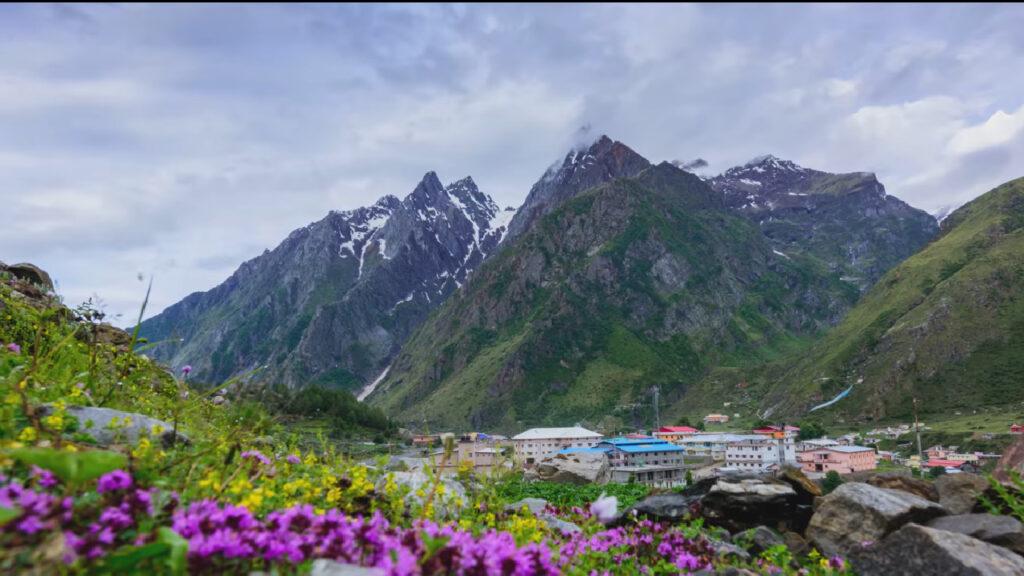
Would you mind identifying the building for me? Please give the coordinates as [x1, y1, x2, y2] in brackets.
[798, 446, 877, 475]
[752, 425, 801, 439]
[797, 437, 840, 452]
[725, 435, 797, 472]
[583, 437, 688, 486]
[430, 433, 511, 474]
[512, 426, 603, 466]
[676, 434, 761, 461]
[704, 414, 730, 425]
[653, 426, 700, 442]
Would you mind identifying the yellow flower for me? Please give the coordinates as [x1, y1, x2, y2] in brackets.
[18, 427, 37, 442]
[43, 414, 63, 429]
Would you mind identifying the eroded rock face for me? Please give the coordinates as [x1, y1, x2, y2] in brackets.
[850, 523, 1024, 576]
[535, 452, 610, 485]
[865, 472, 939, 501]
[806, 482, 946, 556]
[934, 473, 989, 514]
[699, 478, 810, 534]
[6, 263, 54, 292]
[927, 513, 1024, 555]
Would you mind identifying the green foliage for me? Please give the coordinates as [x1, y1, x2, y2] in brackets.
[822, 471, 843, 494]
[9, 447, 126, 484]
[495, 478, 650, 510]
[980, 471, 1024, 522]
[797, 421, 827, 441]
[274, 384, 394, 436]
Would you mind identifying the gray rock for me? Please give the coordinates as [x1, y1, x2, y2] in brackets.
[49, 405, 188, 447]
[851, 523, 1024, 576]
[374, 471, 466, 517]
[807, 482, 947, 556]
[310, 559, 385, 576]
[6, 263, 54, 291]
[934, 473, 989, 514]
[708, 540, 751, 561]
[535, 451, 610, 484]
[734, 526, 784, 556]
[699, 478, 810, 534]
[865, 472, 939, 501]
[628, 492, 700, 522]
[541, 516, 582, 535]
[927, 513, 1024, 555]
[505, 498, 549, 516]
[782, 531, 810, 557]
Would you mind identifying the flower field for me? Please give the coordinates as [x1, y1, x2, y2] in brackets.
[0, 280, 852, 574]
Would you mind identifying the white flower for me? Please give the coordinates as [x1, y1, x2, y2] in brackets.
[590, 493, 618, 524]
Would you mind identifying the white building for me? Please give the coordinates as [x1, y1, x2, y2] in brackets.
[512, 426, 603, 466]
[797, 437, 840, 452]
[725, 436, 797, 472]
[676, 434, 764, 461]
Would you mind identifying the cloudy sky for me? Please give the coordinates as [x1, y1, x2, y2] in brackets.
[3, 4, 1024, 324]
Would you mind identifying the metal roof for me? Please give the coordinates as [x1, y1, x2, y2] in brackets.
[614, 444, 686, 454]
[512, 426, 603, 440]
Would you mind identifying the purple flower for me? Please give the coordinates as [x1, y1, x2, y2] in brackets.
[96, 470, 133, 493]
[830, 555, 846, 569]
[285, 454, 301, 465]
[240, 450, 271, 466]
[589, 494, 618, 524]
[181, 365, 192, 377]
[30, 466, 57, 489]
[5, 342, 20, 354]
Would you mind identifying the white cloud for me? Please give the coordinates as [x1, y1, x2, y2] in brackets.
[948, 104, 1024, 155]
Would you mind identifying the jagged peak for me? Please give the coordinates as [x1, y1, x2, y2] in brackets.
[446, 176, 478, 193]
[742, 154, 803, 171]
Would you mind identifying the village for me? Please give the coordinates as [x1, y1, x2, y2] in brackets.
[402, 413, 1022, 486]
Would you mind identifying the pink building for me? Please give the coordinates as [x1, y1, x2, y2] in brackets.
[798, 446, 876, 474]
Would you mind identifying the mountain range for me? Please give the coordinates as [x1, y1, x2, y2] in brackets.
[140, 135, 964, 431]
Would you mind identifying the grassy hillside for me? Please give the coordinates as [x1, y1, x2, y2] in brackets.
[753, 176, 1024, 422]
[370, 163, 857, 432]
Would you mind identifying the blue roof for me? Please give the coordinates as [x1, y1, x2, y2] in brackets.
[601, 437, 672, 446]
[614, 444, 686, 454]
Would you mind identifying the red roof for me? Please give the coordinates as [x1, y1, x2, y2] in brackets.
[1011, 424, 1024, 432]
[925, 459, 965, 468]
[657, 426, 699, 433]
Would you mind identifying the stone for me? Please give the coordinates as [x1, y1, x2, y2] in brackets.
[541, 516, 582, 535]
[806, 482, 947, 556]
[310, 559, 385, 576]
[782, 531, 810, 557]
[934, 473, 989, 514]
[92, 323, 134, 348]
[994, 434, 1024, 481]
[708, 540, 751, 562]
[47, 405, 189, 448]
[505, 498, 549, 516]
[699, 478, 811, 534]
[733, 526, 785, 556]
[6, 263, 53, 292]
[534, 451, 610, 484]
[851, 523, 1024, 576]
[374, 471, 466, 517]
[865, 472, 939, 501]
[627, 492, 700, 523]
[777, 466, 821, 505]
[927, 513, 1024, 555]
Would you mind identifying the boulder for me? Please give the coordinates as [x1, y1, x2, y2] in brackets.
[541, 516, 582, 535]
[627, 492, 700, 523]
[374, 471, 466, 517]
[310, 560, 385, 576]
[535, 451, 610, 484]
[865, 472, 939, 501]
[851, 523, 1024, 576]
[699, 478, 811, 534]
[934, 473, 989, 514]
[806, 482, 947, 556]
[505, 498, 549, 516]
[6, 263, 53, 292]
[994, 434, 1024, 481]
[733, 526, 784, 556]
[47, 405, 189, 447]
[92, 323, 134, 348]
[707, 540, 750, 562]
[777, 466, 821, 505]
[927, 513, 1024, 555]
[782, 531, 810, 557]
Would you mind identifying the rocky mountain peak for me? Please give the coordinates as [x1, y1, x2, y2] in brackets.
[504, 135, 651, 241]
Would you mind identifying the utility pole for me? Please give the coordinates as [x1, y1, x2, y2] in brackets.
[651, 385, 660, 431]
[913, 397, 923, 469]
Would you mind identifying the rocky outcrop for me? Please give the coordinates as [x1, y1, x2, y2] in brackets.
[733, 526, 785, 556]
[850, 523, 1024, 576]
[865, 472, 939, 502]
[4, 263, 54, 292]
[534, 452, 610, 485]
[806, 482, 947, 556]
[374, 472, 466, 518]
[934, 473, 989, 514]
[699, 478, 811, 534]
[627, 493, 700, 523]
[41, 405, 189, 447]
[927, 513, 1024, 555]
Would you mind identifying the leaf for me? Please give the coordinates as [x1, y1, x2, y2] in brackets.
[0, 505, 22, 526]
[9, 447, 127, 483]
[157, 527, 189, 574]
[99, 542, 169, 573]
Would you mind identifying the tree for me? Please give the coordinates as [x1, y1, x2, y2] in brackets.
[797, 421, 827, 441]
[753, 418, 773, 429]
[822, 470, 843, 494]
[928, 466, 947, 478]
[685, 470, 694, 486]
[675, 417, 693, 427]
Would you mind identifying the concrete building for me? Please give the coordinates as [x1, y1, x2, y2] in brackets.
[512, 426, 603, 466]
[677, 434, 764, 461]
[797, 437, 840, 452]
[703, 414, 730, 425]
[798, 446, 877, 475]
[585, 437, 688, 486]
[725, 436, 797, 472]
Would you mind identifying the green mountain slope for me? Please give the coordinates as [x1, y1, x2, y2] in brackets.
[755, 176, 1024, 421]
[368, 163, 858, 431]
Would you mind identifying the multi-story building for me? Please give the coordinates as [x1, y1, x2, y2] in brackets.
[512, 426, 603, 466]
[566, 437, 687, 486]
[677, 434, 764, 461]
[725, 436, 797, 472]
[703, 414, 730, 425]
[797, 437, 840, 452]
[798, 446, 876, 475]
